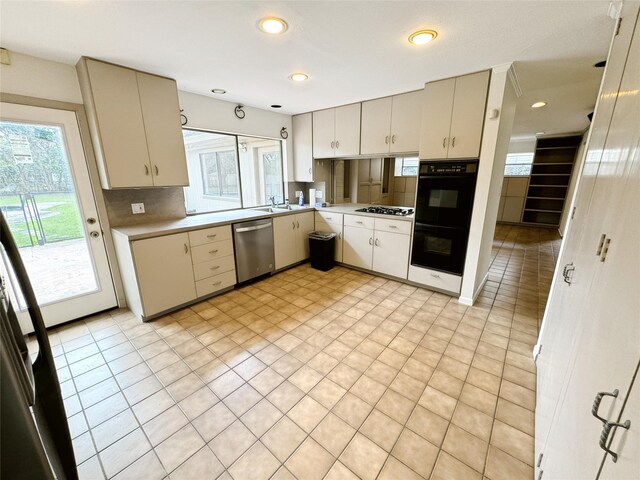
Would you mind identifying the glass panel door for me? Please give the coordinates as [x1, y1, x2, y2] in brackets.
[0, 103, 116, 331]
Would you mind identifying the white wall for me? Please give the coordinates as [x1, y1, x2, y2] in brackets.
[459, 64, 518, 305]
[508, 137, 536, 154]
[0, 51, 83, 104]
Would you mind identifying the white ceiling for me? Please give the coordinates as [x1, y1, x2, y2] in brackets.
[0, 1, 615, 138]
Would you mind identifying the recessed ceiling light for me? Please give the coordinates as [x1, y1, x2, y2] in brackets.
[259, 17, 288, 34]
[289, 72, 308, 82]
[211, 88, 226, 94]
[531, 101, 547, 108]
[536, 131, 545, 135]
[408, 29, 438, 45]
[271, 105, 282, 109]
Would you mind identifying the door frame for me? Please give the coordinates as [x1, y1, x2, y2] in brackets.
[1, 93, 126, 311]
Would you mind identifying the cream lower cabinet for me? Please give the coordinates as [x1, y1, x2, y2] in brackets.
[130, 233, 196, 318]
[188, 225, 236, 298]
[273, 212, 315, 270]
[315, 211, 343, 262]
[343, 215, 410, 278]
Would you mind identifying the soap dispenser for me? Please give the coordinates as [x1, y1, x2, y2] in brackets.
[299, 192, 304, 206]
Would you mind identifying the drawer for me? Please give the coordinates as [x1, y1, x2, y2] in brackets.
[315, 211, 343, 226]
[193, 255, 235, 281]
[191, 240, 234, 264]
[344, 214, 374, 229]
[196, 270, 236, 298]
[408, 265, 461, 294]
[188, 225, 232, 247]
[374, 218, 412, 235]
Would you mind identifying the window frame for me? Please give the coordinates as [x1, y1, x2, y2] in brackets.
[504, 152, 535, 176]
[394, 156, 419, 177]
[198, 149, 240, 199]
[182, 127, 285, 215]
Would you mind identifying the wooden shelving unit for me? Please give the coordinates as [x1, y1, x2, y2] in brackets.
[522, 135, 581, 226]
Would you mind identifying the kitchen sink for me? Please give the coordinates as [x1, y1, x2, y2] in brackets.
[253, 207, 275, 213]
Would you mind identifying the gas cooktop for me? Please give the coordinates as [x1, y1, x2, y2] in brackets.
[355, 206, 414, 216]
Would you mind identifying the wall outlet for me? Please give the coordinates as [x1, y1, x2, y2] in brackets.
[131, 203, 145, 214]
[295, 191, 302, 198]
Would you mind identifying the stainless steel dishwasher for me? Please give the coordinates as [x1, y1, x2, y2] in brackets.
[233, 218, 275, 283]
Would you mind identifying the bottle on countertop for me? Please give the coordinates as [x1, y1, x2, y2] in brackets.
[299, 192, 304, 206]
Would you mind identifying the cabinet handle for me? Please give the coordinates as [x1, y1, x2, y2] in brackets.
[325, 217, 332, 221]
[206, 234, 217, 238]
[209, 249, 219, 254]
[210, 265, 220, 271]
[596, 234, 606, 256]
[391, 134, 396, 144]
[296, 221, 300, 229]
[389, 225, 398, 229]
[292, 222, 296, 230]
[374, 238, 380, 246]
[184, 244, 189, 254]
[451, 137, 456, 148]
[356, 221, 364, 224]
[309, 168, 312, 174]
[154, 165, 159, 175]
[562, 263, 575, 285]
[430, 273, 441, 278]
[600, 238, 611, 262]
[368, 237, 373, 245]
[331, 141, 335, 149]
[592, 389, 619, 423]
[144, 164, 150, 175]
[599, 419, 631, 462]
[385, 136, 389, 144]
[442, 137, 447, 148]
[336, 140, 339, 149]
[211, 281, 222, 286]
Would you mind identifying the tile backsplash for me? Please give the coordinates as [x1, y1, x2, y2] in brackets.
[102, 187, 186, 227]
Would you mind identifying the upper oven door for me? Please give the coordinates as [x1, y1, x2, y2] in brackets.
[415, 173, 477, 228]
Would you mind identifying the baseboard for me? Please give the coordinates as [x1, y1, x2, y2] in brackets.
[458, 272, 489, 306]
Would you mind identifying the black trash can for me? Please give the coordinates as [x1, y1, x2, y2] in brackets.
[308, 231, 336, 271]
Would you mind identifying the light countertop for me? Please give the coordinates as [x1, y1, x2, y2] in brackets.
[112, 204, 414, 241]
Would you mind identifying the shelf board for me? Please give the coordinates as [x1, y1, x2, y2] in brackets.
[531, 162, 575, 166]
[530, 173, 571, 176]
[524, 208, 562, 213]
[521, 221, 561, 227]
[529, 184, 568, 188]
[535, 146, 579, 151]
[527, 196, 565, 200]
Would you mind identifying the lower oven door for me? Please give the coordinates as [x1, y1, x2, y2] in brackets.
[410, 223, 470, 275]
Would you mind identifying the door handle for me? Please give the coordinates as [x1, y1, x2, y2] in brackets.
[374, 238, 380, 246]
[144, 164, 150, 175]
[562, 263, 575, 285]
[368, 237, 373, 245]
[184, 244, 189, 254]
[592, 389, 619, 423]
[331, 141, 335, 149]
[391, 134, 396, 144]
[451, 136, 456, 147]
[385, 135, 389, 144]
[154, 165, 159, 175]
[596, 234, 606, 256]
[442, 137, 447, 148]
[236, 224, 271, 233]
[599, 419, 631, 462]
[292, 222, 295, 229]
[335, 141, 339, 149]
[296, 221, 300, 229]
[309, 168, 312, 174]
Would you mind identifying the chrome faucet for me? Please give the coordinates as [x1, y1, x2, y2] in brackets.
[269, 195, 276, 208]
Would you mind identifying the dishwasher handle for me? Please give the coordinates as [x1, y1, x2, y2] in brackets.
[236, 223, 272, 233]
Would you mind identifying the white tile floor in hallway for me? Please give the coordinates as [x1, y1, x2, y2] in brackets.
[33, 224, 561, 480]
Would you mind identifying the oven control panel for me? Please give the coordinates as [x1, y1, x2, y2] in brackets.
[420, 161, 477, 175]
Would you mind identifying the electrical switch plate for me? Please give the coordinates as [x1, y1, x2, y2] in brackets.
[131, 203, 145, 214]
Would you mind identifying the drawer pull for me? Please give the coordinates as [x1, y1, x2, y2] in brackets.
[389, 225, 398, 229]
[356, 221, 364, 224]
[207, 234, 217, 238]
[210, 266, 220, 271]
[211, 281, 222, 286]
[325, 217, 332, 221]
[209, 249, 219, 254]
[430, 273, 441, 279]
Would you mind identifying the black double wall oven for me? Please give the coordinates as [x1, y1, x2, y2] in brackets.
[411, 160, 478, 276]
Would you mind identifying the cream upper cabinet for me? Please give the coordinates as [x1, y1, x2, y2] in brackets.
[131, 233, 196, 318]
[360, 91, 422, 156]
[419, 70, 489, 160]
[390, 90, 423, 154]
[292, 113, 314, 182]
[312, 104, 361, 158]
[77, 58, 188, 189]
[136, 72, 189, 187]
[360, 97, 393, 155]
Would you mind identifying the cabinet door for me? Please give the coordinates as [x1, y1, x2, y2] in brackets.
[343, 225, 373, 269]
[419, 78, 455, 160]
[312, 108, 335, 159]
[501, 197, 524, 222]
[373, 230, 409, 279]
[293, 113, 314, 182]
[360, 97, 392, 155]
[295, 212, 315, 262]
[448, 70, 490, 159]
[136, 72, 189, 187]
[132, 233, 196, 317]
[334, 103, 361, 157]
[85, 59, 152, 188]
[273, 215, 297, 269]
[390, 90, 423, 154]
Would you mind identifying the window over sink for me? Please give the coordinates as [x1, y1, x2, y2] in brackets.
[182, 129, 284, 214]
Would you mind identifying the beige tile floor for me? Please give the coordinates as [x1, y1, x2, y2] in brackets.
[34, 224, 561, 480]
